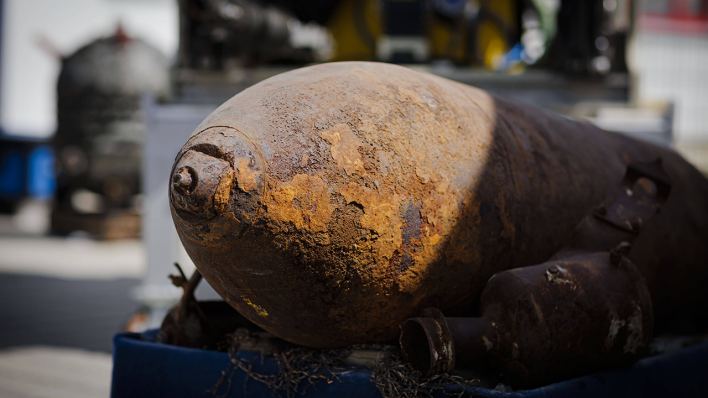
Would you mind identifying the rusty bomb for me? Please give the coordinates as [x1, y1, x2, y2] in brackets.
[169, 62, 708, 349]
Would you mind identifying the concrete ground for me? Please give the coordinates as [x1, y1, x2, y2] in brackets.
[0, 346, 113, 398]
[0, 205, 146, 397]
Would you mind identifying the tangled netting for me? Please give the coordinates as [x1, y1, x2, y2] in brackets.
[208, 329, 494, 398]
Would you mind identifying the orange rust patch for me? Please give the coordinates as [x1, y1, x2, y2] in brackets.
[396, 230, 447, 295]
[321, 124, 367, 176]
[234, 157, 260, 192]
[267, 174, 331, 232]
[213, 171, 235, 215]
[420, 177, 459, 233]
[397, 177, 459, 294]
[339, 183, 402, 259]
[415, 167, 432, 184]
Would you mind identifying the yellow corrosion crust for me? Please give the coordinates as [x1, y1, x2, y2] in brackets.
[213, 170, 235, 215]
[242, 296, 269, 316]
[321, 124, 367, 176]
[339, 183, 402, 260]
[235, 156, 260, 192]
[267, 174, 332, 232]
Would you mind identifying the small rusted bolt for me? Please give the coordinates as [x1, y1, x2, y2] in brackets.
[546, 265, 560, 281]
[173, 169, 193, 193]
[617, 241, 632, 253]
[596, 205, 607, 216]
[610, 241, 632, 265]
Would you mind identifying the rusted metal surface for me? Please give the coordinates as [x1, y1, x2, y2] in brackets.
[169, 62, 708, 349]
[400, 160, 669, 386]
[402, 253, 653, 388]
[551, 159, 672, 260]
[399, 308, 455, 375]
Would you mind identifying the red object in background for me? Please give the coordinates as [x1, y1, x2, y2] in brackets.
[667, 0, 708, 17]
[639, 0, 708, 35]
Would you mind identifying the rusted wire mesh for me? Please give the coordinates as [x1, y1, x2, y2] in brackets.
[370, 354, 482, 398]
[209, 329, 485, 398]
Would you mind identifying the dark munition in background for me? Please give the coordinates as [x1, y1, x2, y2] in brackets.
[169, 62, 708, 349]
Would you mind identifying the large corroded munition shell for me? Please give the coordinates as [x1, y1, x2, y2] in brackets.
[170, 62, 708, 348]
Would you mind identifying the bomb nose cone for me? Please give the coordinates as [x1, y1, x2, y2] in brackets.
[170, 150, 234, 219]
[170, 127, 266, 238]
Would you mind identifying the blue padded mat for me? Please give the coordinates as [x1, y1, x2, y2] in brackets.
[112, 331, 708, 398]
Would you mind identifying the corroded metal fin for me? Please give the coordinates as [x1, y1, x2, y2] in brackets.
[595, 159, 672, 233]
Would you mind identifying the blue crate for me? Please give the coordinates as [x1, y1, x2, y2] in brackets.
[112, 330, 708, 398]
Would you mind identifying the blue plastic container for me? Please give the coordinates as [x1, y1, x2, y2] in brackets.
[0, 134, 55, 205]
[112, 330, 708, 398]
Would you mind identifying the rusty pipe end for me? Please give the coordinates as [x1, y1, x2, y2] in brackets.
[399, 308, 455, 377]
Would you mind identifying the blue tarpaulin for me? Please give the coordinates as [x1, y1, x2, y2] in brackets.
[111, 330, 708, 397]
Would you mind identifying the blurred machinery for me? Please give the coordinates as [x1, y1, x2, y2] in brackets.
[174, 0, 632, 73]
[51, 27, 170, 239]
[170, 0, 636, 114]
